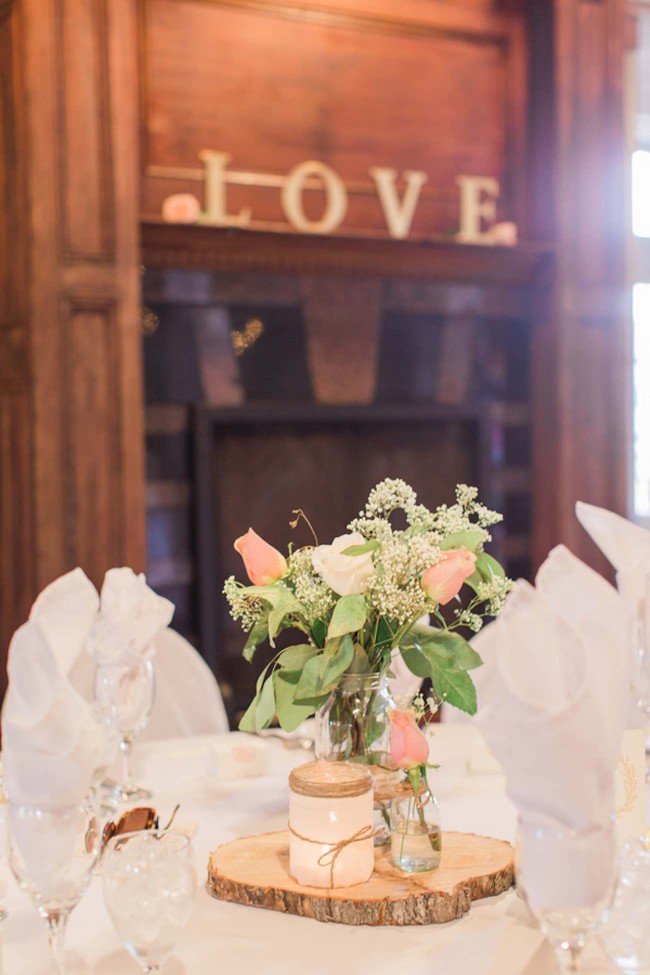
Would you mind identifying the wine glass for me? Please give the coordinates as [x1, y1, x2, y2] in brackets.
[7, 797, 101, 974]
[95, 659, 155, 803]
[102, 830, 196, 974]
[600, 837, 650, 973]
[516, 823, 616, 973]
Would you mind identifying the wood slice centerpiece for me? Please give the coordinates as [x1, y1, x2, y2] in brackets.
[207, 830, 514, 926]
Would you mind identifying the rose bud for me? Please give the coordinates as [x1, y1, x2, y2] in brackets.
[389, 709, 430, 769]
[421, 547, 477, 606]
[234, 528, 288, 586]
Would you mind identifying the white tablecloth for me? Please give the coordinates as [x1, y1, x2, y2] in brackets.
[1, 725, 629, 975]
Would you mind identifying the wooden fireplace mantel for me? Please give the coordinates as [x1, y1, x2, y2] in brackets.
[141, 221, 553, 285]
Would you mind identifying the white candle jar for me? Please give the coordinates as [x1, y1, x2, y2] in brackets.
[288, 761, 374, 889]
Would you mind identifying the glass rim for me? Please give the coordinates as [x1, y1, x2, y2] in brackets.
[105, 828, 191, 850]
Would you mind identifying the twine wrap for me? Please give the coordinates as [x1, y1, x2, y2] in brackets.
[288, 821, 379, 888]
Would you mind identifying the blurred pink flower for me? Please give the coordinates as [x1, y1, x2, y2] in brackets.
[161, 193, 201, 224]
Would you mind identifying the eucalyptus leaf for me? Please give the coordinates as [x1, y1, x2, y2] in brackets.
[327, 594, 367, 639]
[341, 539, 379, 557]
[278, 644, 319, 671]
[439, 530, 485, 552]
[243, 621, 269, 662]
[294, 654, 325, 700]
[321, 633, 354, 686]
[273, 669, 327, 732]
[254, 674, 277, 731]
[348, 641, 372, 675]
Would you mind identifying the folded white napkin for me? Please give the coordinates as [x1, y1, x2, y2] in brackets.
[88, 567, 174, 668]
[29, 568, 99, 674]
[576, 501, 649, 726]
[475, 546, 629, 909]
[2, 571, 104, 808]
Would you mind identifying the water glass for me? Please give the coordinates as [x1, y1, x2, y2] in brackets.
[631, 641, 650, 781]
[7, 797, 101, 974]
[103, 830, 196, 974]
[516, 823, 615, 973]
[95, 659, 155, 803]
[600, 837, 650, 973]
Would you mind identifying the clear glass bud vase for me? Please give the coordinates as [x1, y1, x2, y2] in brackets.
[390, 783, 442, 873]
[314, 673, 395, 765]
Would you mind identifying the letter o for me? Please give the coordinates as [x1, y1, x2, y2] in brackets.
[281, 161, 348, 235]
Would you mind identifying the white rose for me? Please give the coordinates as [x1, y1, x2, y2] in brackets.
[311, 532, 374, 596]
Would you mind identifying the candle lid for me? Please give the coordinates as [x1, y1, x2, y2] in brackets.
[289, 761, 372, 798]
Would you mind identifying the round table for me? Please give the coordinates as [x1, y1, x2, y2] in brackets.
[1, 725, 621, 975]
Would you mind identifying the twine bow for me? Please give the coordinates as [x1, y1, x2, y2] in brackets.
[288, 822, 379, 888]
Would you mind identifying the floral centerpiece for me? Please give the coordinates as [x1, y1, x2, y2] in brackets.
[224, 479, 512, 758]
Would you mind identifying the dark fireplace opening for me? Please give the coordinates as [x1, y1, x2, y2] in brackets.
[142, 267, 532, 719]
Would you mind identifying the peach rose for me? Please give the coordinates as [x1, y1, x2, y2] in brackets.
[161, 193, 201, 224]
[234, 529, 288, 586]
[421, 547, 477, 606]
[389, 709, 430, 769]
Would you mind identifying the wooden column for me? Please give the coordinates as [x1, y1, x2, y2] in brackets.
[0, 0, 145, 681]
[530, 0, 629, 571]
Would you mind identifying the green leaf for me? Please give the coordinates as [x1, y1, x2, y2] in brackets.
[273, 669, 327, 732]
[400, 644, 431, 679]
[348, 641, 372, 675]
[419, 630, 483, 671]
[312, 618, 328, 648]
[430, 665, 477, 714]
[243, 621, 269, 662]
[254, 673, 276, 731]
[439, 530, 485, 552]
[447, 637, 483, 671]
[294, 637, 355, 701]
[322, 633, 354, 686]
[327, 594, 367, 639]
[278, 644, 319, 671]
[267, 592, 303, 645]
[475, 552, 506, 580]
[237, 660, 274, 732]
[294, 654, 325, 700]
[341, 539, 379, 557]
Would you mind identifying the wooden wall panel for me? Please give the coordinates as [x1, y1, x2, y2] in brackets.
[530, 0, 628, 571]
[63, 302, 122, 576]
[55, 0, 115, 261]
[140, 0, 526, 237]
[0, 0, 145, 670]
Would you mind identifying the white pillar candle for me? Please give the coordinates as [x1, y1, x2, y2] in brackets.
[289, 761, 374, 889]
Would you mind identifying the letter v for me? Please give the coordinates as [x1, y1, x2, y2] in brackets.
[369, 167, 428, 239]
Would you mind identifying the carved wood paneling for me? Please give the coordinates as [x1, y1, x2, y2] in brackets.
[61, 299, 122, 575]
[54, 0, 115, 263]
[139, 0, 526, 237]
[0, 0, 145, 673]
[0, 390, 35, 696]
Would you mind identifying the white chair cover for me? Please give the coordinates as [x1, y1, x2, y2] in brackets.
[142, 628, 230, 740]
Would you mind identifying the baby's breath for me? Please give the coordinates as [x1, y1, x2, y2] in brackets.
[223, 576, 267, 630]
[286, 547, 335, 623]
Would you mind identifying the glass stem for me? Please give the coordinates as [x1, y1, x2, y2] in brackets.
[554, 944, 582, 974]
[45, 911, 68, 975]
[121, 733, 134, 788]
